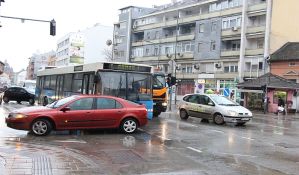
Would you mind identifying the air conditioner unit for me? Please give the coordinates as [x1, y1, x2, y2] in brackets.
[132, 25, 137, 29]
[193, 64, 200, 70]
[215, 63, 222, 69]
[232, 26, 238, 31]
[177, 53, 184, 57]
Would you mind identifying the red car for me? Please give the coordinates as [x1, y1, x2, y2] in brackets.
[6, 95, 148, 136]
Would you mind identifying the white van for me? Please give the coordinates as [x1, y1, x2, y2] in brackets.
[178, 94, 253, 126]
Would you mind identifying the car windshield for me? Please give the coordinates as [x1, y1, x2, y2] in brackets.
[210, 95, 239, 106]
[47, 96, 79, 108]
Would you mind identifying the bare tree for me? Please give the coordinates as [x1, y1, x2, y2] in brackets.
[102, 47, 113, 62]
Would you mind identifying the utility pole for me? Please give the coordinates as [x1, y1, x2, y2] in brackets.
[174, 9, 179, 105]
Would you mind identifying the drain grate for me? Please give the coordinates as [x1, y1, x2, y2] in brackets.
[105, 150, 144, 164]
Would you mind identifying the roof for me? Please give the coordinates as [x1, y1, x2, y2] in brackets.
[237, 73, 299, 89]
[270, 42, 299, 62]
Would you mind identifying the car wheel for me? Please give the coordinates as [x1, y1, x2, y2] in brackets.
[3, 97, 9, 103]
[213, 113, 225, 125]
[29, 98, 35, 105]
[17, 101, 21, 104]
[120, 118, 138, 134]
[236, 122, 246, 126]
[43, 96, 48, 106]
[31, 119, 52, 136]
[0, 98, 2, 105]
[180, 109, 189, 120]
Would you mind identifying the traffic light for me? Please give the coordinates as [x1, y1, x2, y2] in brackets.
[261, 84, 267, 92]
[166, 73, 176, 87]
[50, 19, 56, 36]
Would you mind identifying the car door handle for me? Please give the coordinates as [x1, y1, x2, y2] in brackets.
[86, 112, 91, 114]
[117, 111, 122, 113]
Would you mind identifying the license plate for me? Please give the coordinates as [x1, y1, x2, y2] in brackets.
[241, 118, 249, 121]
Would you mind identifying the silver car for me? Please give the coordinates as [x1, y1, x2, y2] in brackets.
[178, 94, 253, 126]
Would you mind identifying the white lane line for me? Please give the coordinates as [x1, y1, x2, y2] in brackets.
[187, 147, 202, 153]
[53, 140, 87, 143]
[241, 137, 255, 141]
[157, 135, 172, 141]
[219, 152, 257, 158]
[267, 125, 289, 130]
[210, 129, 225, 134]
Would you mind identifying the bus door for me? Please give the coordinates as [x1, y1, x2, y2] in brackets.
[56, 75, 64, 100]
[83, 74, 90, 94]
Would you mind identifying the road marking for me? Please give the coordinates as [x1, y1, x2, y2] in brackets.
[210, 129, 225, 134]
[219, 152, 256, 158]
[267, 125, 289, 130]
[187, 147, 202, 153]
[157, 135, 172, 141]
[241, 137, 255, 141]
[53, 139, 87, 143]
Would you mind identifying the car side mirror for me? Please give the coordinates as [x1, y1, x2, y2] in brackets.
[61, 107, 71, 112]
[208, 102, 215, 106]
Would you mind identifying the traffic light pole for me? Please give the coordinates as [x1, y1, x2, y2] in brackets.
[0, 15, 56, 36]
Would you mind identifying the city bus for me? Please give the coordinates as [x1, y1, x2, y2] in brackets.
[23, 80, 36, 94]
[36, 62, 154, 119]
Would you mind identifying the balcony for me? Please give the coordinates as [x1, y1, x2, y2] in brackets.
[221, 28, 241, 39]
[131, 53, 194, 62]
[215, 72, 238, 79]
[244, 70, 264, 78]
[176, 72, 198, 79]
[245, 48, 264, 56]
[246, 26, 266, 38]
[247, 2, 267, 17]
[133, 7, 243, 32]
[131, 33, 195, 46]
[221, 50, 240, 57]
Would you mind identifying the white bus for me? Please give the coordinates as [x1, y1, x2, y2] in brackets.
[23, 80, 36, 94]
[36, 62, 154, 119]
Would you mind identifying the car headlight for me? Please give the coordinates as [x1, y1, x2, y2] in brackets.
[10, 113, 27, 119]
[228, 110, 238, 117]
[162, 102, 168, 106]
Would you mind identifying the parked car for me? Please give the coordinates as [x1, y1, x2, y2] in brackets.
[6, 95, 148, 136]
[178, 94, 253, 126]
[3, 87, 35, 105]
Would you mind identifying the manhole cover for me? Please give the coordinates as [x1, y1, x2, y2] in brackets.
[105, 150, 144, 164]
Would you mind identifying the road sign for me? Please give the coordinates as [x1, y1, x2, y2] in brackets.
[224, 88, 230, 97]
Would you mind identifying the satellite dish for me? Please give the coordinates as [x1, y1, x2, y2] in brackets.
[106, 39, 112, 46]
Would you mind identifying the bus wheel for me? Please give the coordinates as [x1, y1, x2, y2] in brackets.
[29, 98, 35, 105]
[153, 111, 161, 117]
[43, 97, 48, 106]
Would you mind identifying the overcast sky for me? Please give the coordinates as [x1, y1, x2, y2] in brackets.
[0, 0, 170, 72]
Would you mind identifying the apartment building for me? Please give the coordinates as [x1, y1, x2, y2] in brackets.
[26, 51, 55, 80]
[114, 0, 299, 96]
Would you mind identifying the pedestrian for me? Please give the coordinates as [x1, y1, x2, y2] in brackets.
[277, 97, 286, 115]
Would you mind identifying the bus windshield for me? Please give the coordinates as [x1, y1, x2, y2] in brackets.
[97, 71, 152, 102]
[153, 75, 165, 89]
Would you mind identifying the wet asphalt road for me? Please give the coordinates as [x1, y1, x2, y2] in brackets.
[1, 102, 299, 175]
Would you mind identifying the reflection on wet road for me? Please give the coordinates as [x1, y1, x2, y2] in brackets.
[1, 103, 299, 174]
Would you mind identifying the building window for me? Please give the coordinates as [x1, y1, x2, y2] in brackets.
[257, 39, 264, 49]
[154, 47, 159, 56]
[145, 48, 150, 56]
[224, 66, 229, 73]
[211, 22, 217, 32]
[198, 43, 202, 52]
[155, 31, 160, 39]
[289, 62, 296, 66]
[259, 62, 263, 70]
[120, 22, 127, 29]
[199, 23, 204, 33]
[210, 41, 216, 51]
